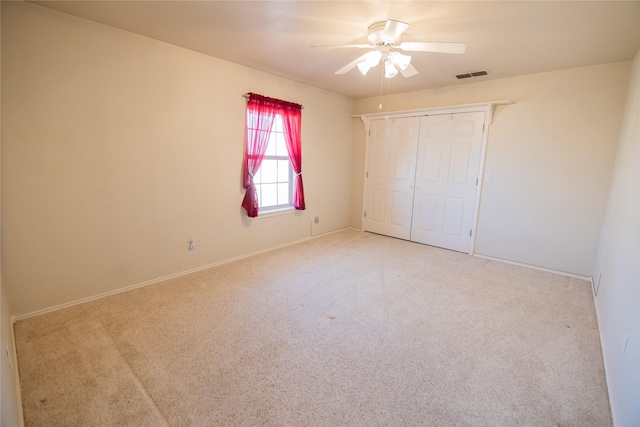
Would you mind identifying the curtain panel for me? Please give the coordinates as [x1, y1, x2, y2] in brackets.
[241, 93, 305, 217]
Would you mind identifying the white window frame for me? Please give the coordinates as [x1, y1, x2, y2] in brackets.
[253, 114, 294, 213]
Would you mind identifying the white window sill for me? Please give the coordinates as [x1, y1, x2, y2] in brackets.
[252, 207, 295, 220]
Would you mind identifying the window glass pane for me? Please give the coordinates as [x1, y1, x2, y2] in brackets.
[277, 183, 290, 205]
[246, 128, 256, 143]
[277, 160, 290, 182]
[253, 166, 263, 184]
[265, 131, 277, 156]
[275, 137, 288, 157]
[249, 113, 295, 210]
[272, 115, 283, 133]
[260, 159, 277, 183]
[260, 183, 277, 207]
[246, 111, 258, 128]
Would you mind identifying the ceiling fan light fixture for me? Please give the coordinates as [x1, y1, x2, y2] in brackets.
[384, 59, 398, 78]
[357, 51, 382, 75]
[357, 62, 373, 75]
[389, 52, 411, 71]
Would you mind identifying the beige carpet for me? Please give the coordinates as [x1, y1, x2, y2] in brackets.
[14, 230, 611, 426]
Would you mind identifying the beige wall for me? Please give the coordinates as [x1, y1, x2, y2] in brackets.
[1, 3, 24, 424]
[352, 62, 631, 276]
[2, 1, 636, 422]
[1, 283, 22, 426]
[1, 2, 355, 316]
[592, 50, 639, 427]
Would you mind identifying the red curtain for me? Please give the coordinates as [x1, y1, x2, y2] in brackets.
[241, 93, 305, 217]
[241, 94, 277, 217]
[281, 103, 305, 211]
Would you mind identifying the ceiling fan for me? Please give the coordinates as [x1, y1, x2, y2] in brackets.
[315, 19, 466, 79]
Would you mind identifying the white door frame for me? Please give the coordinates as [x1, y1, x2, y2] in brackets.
[357, 101, 511, 255]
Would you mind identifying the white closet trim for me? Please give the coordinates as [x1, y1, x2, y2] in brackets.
[356, 100, 512, 255]
[353, 100, 512, 126]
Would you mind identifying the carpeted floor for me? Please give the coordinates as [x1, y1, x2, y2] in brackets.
[14, 230, 611, 426]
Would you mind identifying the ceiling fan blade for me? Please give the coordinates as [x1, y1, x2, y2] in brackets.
[399, 63, 419, 78]
[399, 42, 467, 54]
[311, 44, 373, 49]
[335, 53, 370, 75]
[381, 19, 409, 42]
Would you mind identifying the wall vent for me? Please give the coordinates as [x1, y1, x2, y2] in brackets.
[456, 70, 488, 79]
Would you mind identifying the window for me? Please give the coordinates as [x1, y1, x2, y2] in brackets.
[252, 115, 293, 211]
[241, 93, 305, 218]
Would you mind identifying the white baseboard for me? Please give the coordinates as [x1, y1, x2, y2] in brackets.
[472, 253, 592, 282]
[590, 280, 619, 426]
[15, 228, 351, 321]
[9, 316, 26, 426]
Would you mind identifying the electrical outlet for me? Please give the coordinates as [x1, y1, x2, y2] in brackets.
[313, 214, 320, 224]
[188, 238, 195, 251]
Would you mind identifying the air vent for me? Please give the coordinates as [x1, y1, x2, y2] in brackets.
[456, 70, 488, 79]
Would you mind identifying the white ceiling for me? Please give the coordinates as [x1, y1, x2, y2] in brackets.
[34, 1, 640, 99]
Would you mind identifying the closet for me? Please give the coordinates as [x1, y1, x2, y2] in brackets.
[361, 104, 497, 254]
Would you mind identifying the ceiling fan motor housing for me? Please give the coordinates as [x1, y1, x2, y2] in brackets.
[367, 19, 409, 44]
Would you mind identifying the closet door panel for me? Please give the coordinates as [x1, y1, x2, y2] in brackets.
[422, 144, 443, 182]
[411, 112, 485, 252]
[443, 197, 466, 236]
[414, 194, 438, 232]
[449, 144, 472, 184]
[370, 190, 386, 223]
[363, 117, 420, 240]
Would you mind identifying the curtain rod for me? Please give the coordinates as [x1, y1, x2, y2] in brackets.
[242, 93, 303, 109]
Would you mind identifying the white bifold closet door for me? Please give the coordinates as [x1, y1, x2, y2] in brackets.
[363, 111, 485, 253]
[410, 112, 485, 252]
[364, 116, 420, 240]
